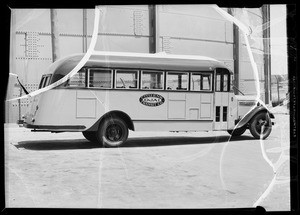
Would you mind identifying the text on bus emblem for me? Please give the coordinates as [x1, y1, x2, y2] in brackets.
[139, 94, 165, 107]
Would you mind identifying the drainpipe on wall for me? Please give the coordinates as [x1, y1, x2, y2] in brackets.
[83, 9, 88, 53]
[50, 9, 60, 62]
[149, 5, 157, 53]
[228, 8, 240, 95]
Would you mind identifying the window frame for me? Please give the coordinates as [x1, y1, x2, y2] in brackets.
[140, 70, 165, 91]
[190, 72, 213, 92]
[64, 68, 87, 88]
[44, 74, 52, 87]
[215, 68, 230, 92]
[223, 106, 228, 122]
[215, 73, 222, 92]
[114, 69, 139, 90]
[223, 73, 229, 92]
[39, 74, 52, 89]
[230, 74, 234, 92]
[216, 106, 221, 122]
[38, 76, 45, 89]
[166, 71, 189, 91]
[87, 68, 113, 89]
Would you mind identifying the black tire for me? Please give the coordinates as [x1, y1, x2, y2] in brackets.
[249, 112, 272, 139]
[82, 131, 98, 143]
[97, 117, 128, 147]
[227, 126, 247, 137]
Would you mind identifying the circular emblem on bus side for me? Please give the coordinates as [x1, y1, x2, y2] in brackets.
[139, 94, 165, 107]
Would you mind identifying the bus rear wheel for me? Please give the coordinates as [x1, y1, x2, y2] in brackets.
[227, 126, 246, 137]
[97, 117, 128, 147]
[82, 131, 98, 143]
[249, 112, 272, 140]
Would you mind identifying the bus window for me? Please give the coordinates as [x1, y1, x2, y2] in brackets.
[38, 76, 45, 89]
[141, 71, 164, 90]
[43, 76, 49, 88]
[66, 69, 86, 87]
[202, 74, 211, 90]
[216, 73, 221, 91]
[216, 106, 220, 122]
[89, 69, 112, 88]
[43, 75, 51, 87]
[230, 74, 234, 92]
[223, 106, 227, 121]
[223, 73, 228, 92]
[116, 70, 138, 89]
[167, 72, 188, 90]
[216, 68, 231, 92]
[191, 73, 212, 91]
[38, 75, 52, 89]
[191, 73, 201, 91]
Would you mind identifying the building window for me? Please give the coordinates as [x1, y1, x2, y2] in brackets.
[89, 69, 112, 88]
[141, 71, 164, 90]
[115, 70, 138, 89]
[166, 72, 188, 90]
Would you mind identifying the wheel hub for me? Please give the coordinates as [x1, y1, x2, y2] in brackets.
[106, 124, 122, 141]
[258, 119, 267, 126]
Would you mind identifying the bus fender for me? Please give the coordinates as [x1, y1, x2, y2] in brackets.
[235, 106, 275, 129]
[86, 110, 135, 132]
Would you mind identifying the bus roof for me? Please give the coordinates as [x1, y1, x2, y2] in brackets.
[50, 51, 232, 78]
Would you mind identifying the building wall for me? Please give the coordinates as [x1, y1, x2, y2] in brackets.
[7, 5, 267, 123]
[156, 6, 234, 71]
[232, 8, 266, 101]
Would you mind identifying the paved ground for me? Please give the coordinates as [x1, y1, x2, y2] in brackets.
[4, 110, 290, 210]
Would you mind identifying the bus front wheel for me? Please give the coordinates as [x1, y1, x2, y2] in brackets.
[97, 117, 129, 147]
[249, 112, 272, 140]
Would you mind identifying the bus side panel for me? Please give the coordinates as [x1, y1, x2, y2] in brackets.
[33, 90, 76, 126]
[99, 90, 169, 120]
[133, 121, 213, 132]
[185, 93, 213, 120]
[33, 90, 98, 129]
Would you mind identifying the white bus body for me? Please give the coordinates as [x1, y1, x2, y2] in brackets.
[23, 52, 274, 147]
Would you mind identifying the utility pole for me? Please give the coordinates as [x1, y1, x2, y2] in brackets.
[50, 9, 60, 62]
[262, 5, 271, 104]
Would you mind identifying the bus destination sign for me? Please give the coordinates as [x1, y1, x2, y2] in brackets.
[139, 94, 165, 107]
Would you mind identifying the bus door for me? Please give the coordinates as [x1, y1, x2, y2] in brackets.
[214, 69, 230, 130]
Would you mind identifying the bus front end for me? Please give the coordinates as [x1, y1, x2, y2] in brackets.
[232, 95, 275, 139]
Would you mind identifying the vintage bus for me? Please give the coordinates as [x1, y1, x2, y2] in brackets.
[23, 51, 274, 147]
